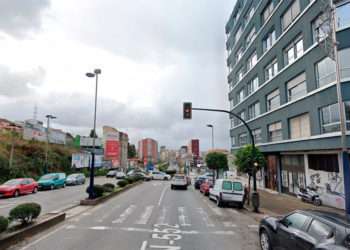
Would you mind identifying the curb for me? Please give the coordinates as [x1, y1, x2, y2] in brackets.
[0, 212, 66, 250]
[80, 181, 142, 206]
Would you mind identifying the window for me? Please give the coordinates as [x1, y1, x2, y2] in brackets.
[339, 48, 350, 80]
[253, 128, 262, 143]
[232, 182, 243, 191]
[345, 101, 350, 130]
[267, 89, 280, 111]
[262, 1, 274, 24]
[237, 67, 244, 82]
[281, 0, 301, 30]
[239, 110, 245, 121]
[268, 121, 282, 142]
[236, 47, 244, 62]
[308, 220, 332, 241]
[231, 136, 236, 146]
[287, 72, 307, 101]
[283, 212, 308, 230]
[263, 29, 276, 52]
[245, 6, 255, 24]
[239, 133, 248, 145]
[264, 59, 278, 81]
[289, 113, 310, 139]
[248, 102, 260, 119]
[247, 51, 257, 71]
[336, 2, 350, 29]
[231, 118, 235, 128]
[222, 181, 233, 190]
[230, 99, 234, 110]
[320, 103, 340, 133]
[247, 76, 259, 95]
[284, 36, 303, 66]
[235, 25, 243, 42]
[236, 88, 245, 104]
[246, 27, 256, 46]
[315, 57, 336, 87]
[312, 13, 330, 43]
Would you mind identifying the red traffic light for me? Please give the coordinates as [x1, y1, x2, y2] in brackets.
[183, 102, 192, 119]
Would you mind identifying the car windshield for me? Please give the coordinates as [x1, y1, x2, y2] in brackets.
[232, 182, 243, 191]
[3, 179, 21, 186]
[222, 181, 232, 190]
[40, 175, 56, 180]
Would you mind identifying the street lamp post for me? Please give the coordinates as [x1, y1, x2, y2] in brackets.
[206, 124, 214, 149]
[86, 69, 101, 199]
[45, 114, 56, 174]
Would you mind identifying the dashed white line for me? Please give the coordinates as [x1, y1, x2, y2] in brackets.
[178, 207, 191, 227]
[140, 240, 148, 250]
[136, 205, 154, 225]
[112, 205, 136, 224]
[158, 186, 168, 206]
[157, 206, 168, 225]
[197, 207, 214, 227]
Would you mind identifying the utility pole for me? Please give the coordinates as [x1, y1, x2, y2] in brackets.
[45, 114, 56, 174]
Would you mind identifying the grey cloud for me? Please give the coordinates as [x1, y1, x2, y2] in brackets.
[0, 66, 45, 97]
[0, 0, 50, 38]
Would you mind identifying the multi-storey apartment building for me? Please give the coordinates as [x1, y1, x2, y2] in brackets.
[226, 0, 350, 209]
[138, 138, 158, 166]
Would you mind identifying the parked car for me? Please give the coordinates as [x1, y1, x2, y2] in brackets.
[0, 178, 38, 198]
[116, 171, 126, 179]
[171, 175, 188, 190]
[66, 173, 86, 185]
[200, 179, 213, 196]
[38, 173, 66, 190]
[209, 179, 244, 208]
[194, 176, 207, 189]
[152, 171, 171, 180]
[259, 210, 350, 250]
[106, 170, 117, 178]
[127, 172, 152, 181]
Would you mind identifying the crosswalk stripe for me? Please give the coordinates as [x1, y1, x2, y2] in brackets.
[112, 205, 136, 224]
[178, 207, 191, 227]
[136, 205, 154, 225]
[97, 204, 121, 223]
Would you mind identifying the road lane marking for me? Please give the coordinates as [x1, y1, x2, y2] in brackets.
[158, 186, 168, 206]
[178, 207, 191, 227]
[196, 207, 214, 227]
[223, 222, 237, 228]
[112, 204, 136, 224]
[140, 241, 148, 250]
[19, 224, 66, 250]
[97, 204, 121, 223]
[136, 205, 154, 224]
[90, 226, 111, 230]
[157, 207, 168, 225]
[202, 199, 224, 216]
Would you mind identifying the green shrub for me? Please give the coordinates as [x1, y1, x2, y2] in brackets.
[0, 216, 9, 234]
[86, 184, 105, 198]
[125, 177, 134, 184]
[117, 180, 128, 188]
[9, 203, 41, 225]
[102, 183, 115, 192]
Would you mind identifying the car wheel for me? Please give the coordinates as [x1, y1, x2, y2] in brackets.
[260, 229, 271, 250]
[164, 177, 168, 181]
[184, 186, 187, 190]
[238, 202, 243, 209]
[216, 196, 222, 207]
[32, 187, 38, 194]
[313, 199, 322, 206]
[13, 190, 20, 197]
[171, 185, 174, 190]
[50, 184, 54, 190]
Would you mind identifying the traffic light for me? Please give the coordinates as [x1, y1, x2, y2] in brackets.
[183, 102, 192, 119]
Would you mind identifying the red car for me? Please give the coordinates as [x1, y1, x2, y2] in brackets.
[200, 179, 213, 196]
[0, 178, 38, 198]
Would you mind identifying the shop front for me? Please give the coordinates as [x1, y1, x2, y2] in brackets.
[281, 155, 306, 195]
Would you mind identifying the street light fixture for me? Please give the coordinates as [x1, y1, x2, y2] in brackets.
[206, 124, 214, 150]
[86, 68, 102, 199]
[45, 114, 57, 174]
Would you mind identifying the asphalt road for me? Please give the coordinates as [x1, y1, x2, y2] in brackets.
[0, 177, 114, 216]
[10, 181, 260, 250]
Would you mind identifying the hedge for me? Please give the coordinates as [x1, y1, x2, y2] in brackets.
[0, 216, 8, 233]
[9, 203, 41, 225]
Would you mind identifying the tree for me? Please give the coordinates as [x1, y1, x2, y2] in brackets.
[128, 143, 136, 159]
[205, 152, 228, 180]
[234, 145, 266, 205]
[89, 129, 98, 138]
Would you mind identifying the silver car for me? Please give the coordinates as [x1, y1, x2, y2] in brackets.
[66, 173, 86, 186]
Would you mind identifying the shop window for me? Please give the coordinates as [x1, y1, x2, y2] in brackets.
[308, 154, 339, 172]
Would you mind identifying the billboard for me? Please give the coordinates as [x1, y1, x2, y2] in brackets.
[72, 153, 90, 169]
[80, 137, 103, 147]
[105, 140, 120, 158]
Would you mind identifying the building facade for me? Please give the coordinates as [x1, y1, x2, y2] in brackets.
[138, 138, 158, 166]
[226, 0, 350, 209]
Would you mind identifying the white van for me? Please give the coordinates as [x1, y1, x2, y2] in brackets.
[209, 179, 244, 208]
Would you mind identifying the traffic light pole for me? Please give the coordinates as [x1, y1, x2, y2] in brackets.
[191, 107, 260, 212]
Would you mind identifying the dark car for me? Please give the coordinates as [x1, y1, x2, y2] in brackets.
[194, 176, 207, 189]
[127, 172, 152, 181]
[259, 210, 350, 250]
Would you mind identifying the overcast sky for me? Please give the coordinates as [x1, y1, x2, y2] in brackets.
[0, 0, 236, 151]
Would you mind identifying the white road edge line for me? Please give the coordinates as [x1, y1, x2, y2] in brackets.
[19, 224, 66, 250]
[158, 186, 168, 206]
[140, 240, 148, 250]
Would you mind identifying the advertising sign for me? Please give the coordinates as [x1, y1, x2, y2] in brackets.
[105, 140, 120, 158]
[71, 153, 90, 169]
